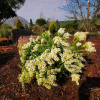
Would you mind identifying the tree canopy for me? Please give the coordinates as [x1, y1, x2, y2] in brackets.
[60, 0, 100, 31]
[36, 18, 46, 26]
[0, 0, 26, 25]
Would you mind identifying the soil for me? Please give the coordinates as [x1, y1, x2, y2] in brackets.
[0, 35, 100, 100]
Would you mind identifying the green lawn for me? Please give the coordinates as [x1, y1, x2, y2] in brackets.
[88, 32, 99, 35]
[59, 18, 100, 27]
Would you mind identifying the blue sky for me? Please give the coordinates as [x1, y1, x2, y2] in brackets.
[16, 0, 67, 24]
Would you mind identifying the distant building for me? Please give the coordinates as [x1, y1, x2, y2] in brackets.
[4, 16, 29, 28]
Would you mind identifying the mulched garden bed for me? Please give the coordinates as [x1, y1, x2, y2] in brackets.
[0, 35, 100, 100]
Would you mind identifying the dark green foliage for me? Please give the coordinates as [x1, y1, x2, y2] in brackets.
[0, 0, 26, 25]
[97, 14, 100, 18]
[67, 27, 75, 34]
[72, 20, 78, 30]
[62, 23, 75, 34]
[55, 20, 60, 30]
[29, 19, 33, 30]
[36, 18, 46, 26]
[89, 19, 97, 31]
[62, 23, 73, 29]
[30, 19, 33, 26]
[0, 24, 12, 37]
[49, 22, 57, 36]
[15, 18, 24, 29]
[42, 25, 49, 30]
[79, 27, 86, 32]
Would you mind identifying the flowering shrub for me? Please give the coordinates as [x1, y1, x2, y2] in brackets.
[18, 28, 96, 89]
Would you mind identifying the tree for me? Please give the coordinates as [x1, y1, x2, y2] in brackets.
[49, 22, 57, 36]
[15, 18, 24, 29]
[36, 18, 46, 34]
[60, 0, 100, 31]
[0, 0, 26, 25]
[29, 19, 33, 30]
[55, 20, 60, 30]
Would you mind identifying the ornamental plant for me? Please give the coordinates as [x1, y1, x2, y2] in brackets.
[18, 28, 96, 89]
[49, 22, 57, 36]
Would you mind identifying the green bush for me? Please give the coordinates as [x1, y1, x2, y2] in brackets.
[62, 23, 75, 34]
[0, 24, 12, 37]
[62, 23, 73, 29]
[79, 27, 86, 32]
[15, 18, 24, 29]
[49, 22, 57, 36]
[66, 27, 75, 34]
[42, 25, 49, 30]
[72, 20, 78, 30]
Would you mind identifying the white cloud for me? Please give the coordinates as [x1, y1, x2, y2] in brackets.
[16, 0, 67, 23]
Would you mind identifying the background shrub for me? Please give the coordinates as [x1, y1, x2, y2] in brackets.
[15, 18, 24, 29]
[67, 27, 75, 34]
[0, 24, 12, 37]
[79, 27, 86, 32]
[42, 25, 49, 30]
[49, 22, 57, 36]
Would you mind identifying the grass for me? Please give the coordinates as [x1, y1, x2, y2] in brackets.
[59, 18, 100, 27]
[88, 32, 99, 35]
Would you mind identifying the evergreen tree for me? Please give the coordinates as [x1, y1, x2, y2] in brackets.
[30, 19, 33, 26]
[55, 20, 60, 30]
[15, 18, 24, 29]
[29, 19, 33, 30]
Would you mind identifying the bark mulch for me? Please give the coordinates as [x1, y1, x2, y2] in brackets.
[0, 35, 100, 100]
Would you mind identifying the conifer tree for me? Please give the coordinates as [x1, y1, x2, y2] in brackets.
[15, 18, 24, 29]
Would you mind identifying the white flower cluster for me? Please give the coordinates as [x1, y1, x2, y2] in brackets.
[31, 44, 40, 52]
[41, 38, 45, 44]
[53, 36, 69, 47]
[74, 32, 88, 41]
[63, 32, 71, 40]
[36, 36, 41, 42]
[22, 42, 31, 50]
[29, 35, 35, 43]
[18, 30, 96, 89]
[19, 45, 62, 89]
[83, 42, 96, 53]
[71, 74, 80, 85]
[60, 48, 85, 74]
[76, 42, 81, 46]
[40, 48, 61, 66]
[58, 28, 65, 34]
